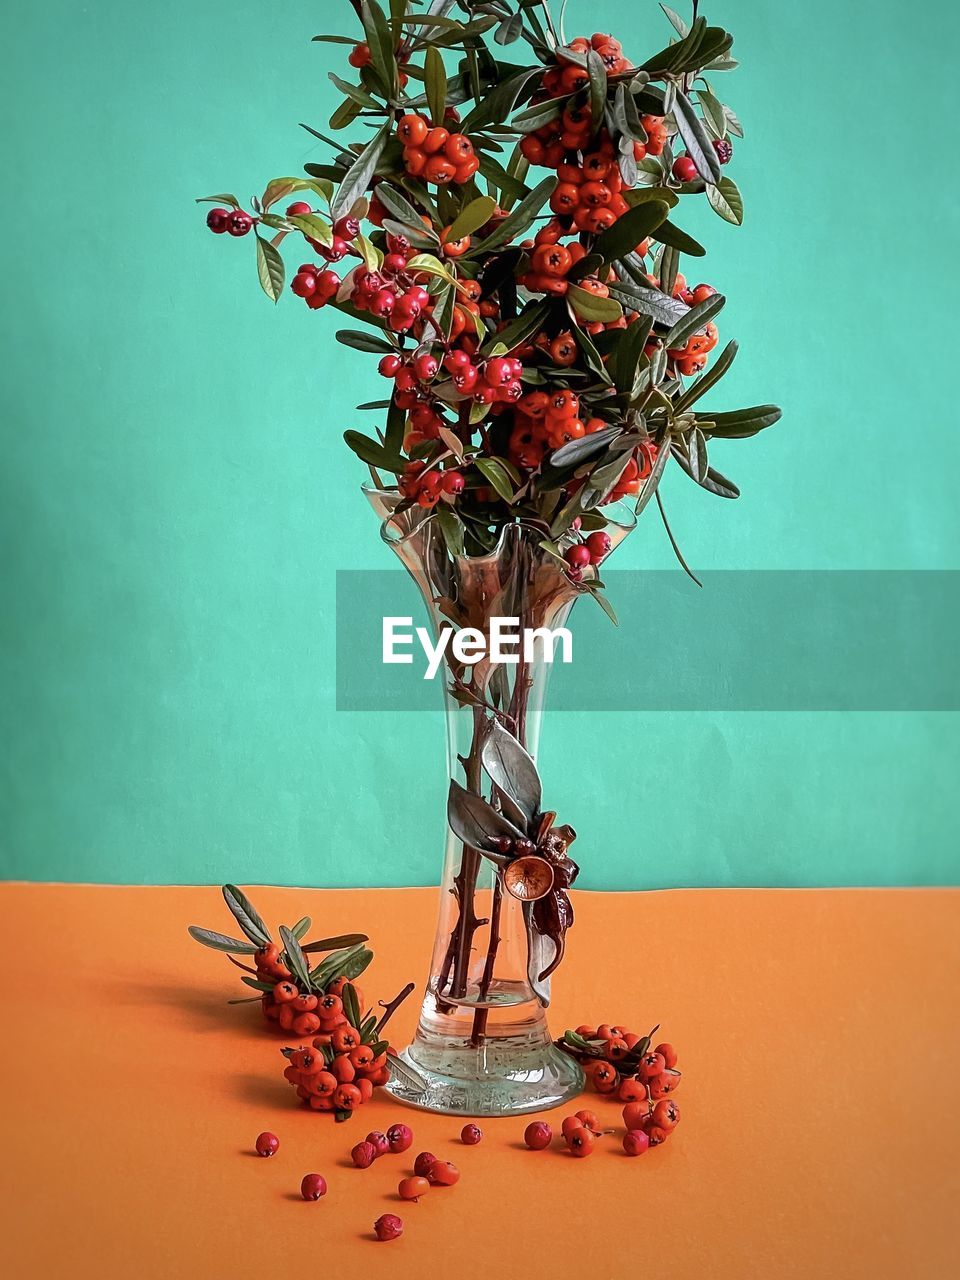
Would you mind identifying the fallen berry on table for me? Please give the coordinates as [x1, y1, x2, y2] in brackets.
[622, 1101, 650, 1131]
[374, 1214, 403, 1241]
[524, 1121, 552, 1150]
[255, 1131, 279, 1157]
[300, 1172, 327, 1199]
[351, 1140, 378, 1169]
[365, 1131, 389, 1157]
[561, 1115, 586, 1139]
[387, 1123, 414, 1153]
[398, 1175, 431, 1201]
[460, 1123, 482, 1145]
[565, 1128, 595, 1158]
[413, 1151, 438, 1177]
[427, 1159, 461, 1186]
[623, 1129, 650, 1157]
[575, 1109, 600, 1132]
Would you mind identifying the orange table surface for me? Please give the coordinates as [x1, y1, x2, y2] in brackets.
[1, 883, 958, 1279]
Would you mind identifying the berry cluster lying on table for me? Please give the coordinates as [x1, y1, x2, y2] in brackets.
[559, 1021, 682, 1120]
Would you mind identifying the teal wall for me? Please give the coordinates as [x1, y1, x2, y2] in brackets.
[2, 1, 958, 888]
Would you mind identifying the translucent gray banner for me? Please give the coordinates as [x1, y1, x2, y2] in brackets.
[335, 571, 959, 711]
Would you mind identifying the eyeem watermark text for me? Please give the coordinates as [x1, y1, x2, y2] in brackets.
[382, 616, 573, 680]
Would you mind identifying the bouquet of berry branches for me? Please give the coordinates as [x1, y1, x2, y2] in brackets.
[201, 0, 780, 597]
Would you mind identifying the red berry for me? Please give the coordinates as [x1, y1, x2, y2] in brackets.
[374, 1213, 404, 1242]
[365, 1131, 389, 1157]
[227, 210, 253, 237]
[713, 138, 733, 165]
[300, 1172, 327, 1199]
[565, 544, 592, 570]
[639, 1051, 666, 1080]
[348, 42, 372, 68]
[460, 1123, 482, 1145]
[565, 1128, 595, 1158]
[414, 353, 439, 381]
[351, 1140, 378, 1169]
[441, 471, 465, 496]
[524, 1121, 552, 1150]
[333, 215, 360, 240]
[427, 1159, 460, 1186]
[413, 1151, 438, 1177]
[623, 1129, 650, 1156]
[286, 201, 312, 216]
[387, 1123, 413, 1154]
[483, 357, 512, 387]
[291, 271, 317, 298]
[585, 531, 611, 563]
[205, 207, 230, 234]
[654, 1042, 678, 1069]
[370, 289, 396, 317]
[672, 155, 699, 183]
[378, 354, 402, 378]
[255, 1131, 279, 1157]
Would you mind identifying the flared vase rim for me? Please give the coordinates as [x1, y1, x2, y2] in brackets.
[361, 482, 638, 563]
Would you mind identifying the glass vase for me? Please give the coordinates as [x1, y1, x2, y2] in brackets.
[365, 487, 635, 1115]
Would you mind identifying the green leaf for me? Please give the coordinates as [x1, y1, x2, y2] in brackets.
[586, 49, 608, 132]
[374, 183, 427, 231]
[435, 504, 465, 556]
[330, 96, 363, 131]
[550, 426, 622, 467]
[610, 315, 653, 395]
[653, 219, 706, 257]
[404, 252, 458, 286]
[481, 721, 542, 823]
[336, 329, 397, 354]
[697, 87, 727, 139]
[474, 457, 515, 501]
[328, 73, 380, 110]
[659, 4, 689, 36]
[222, 885, 271, 945]
[425, 45, 447, 125]
[584, 584, 619, 625]
[477, 153, 528, 204]
[360, 0, 397, 97]
[482, 300, 550, 355]
[706, 176, 744, 225]
[608, 276, 688, 328]
[699, 405, 781, 439]
[240, 976, 274, 993]
[261, 176, 333, 210]
[469, 176, 557, 254]
[461, 68, 541, 132]
[723, 105, 744, 138]
[594, 200, 671, 264]
[447, 195, 497, 242]
[568, 285, 623, 324]
[674, 339, 739, 411]
[510, 97, 566, 133]
[187, 926, 259, 955]
[291, 917, 311, 941]
[665, 292, 725, 351]
[341, 981, 362, 1029]
[287, 213, 334, 247]
[331, 122, 390, 221]
[255, 235, 284, 304]
[634, 434, 673, 519]
[495, 12, 524, 44]
[701, 465, 740, 498]
[343, 429, 405, 472]
[300, 933, 370, 954]
[196, 193, 240, 208]
[673, 90, 722, 184]
[279, 925, 311, 989]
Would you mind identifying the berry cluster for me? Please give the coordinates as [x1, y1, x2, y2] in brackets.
[560, 1022, 682, 1126]
[205, 207, 254, 237]
[673, 137, 734, 183]
[281, 981, 392, 1118]
[397, 114, 479, 186]
[398, 461, 465, 508]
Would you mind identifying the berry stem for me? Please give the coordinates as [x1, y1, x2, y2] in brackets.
[375, 980, 416, 1034]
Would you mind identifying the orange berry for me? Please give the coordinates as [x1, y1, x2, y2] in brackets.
[398, 114, 428, 146]
[398, 1176, 430, 1201]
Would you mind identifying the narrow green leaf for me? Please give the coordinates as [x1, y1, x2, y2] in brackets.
[240, 976, 274, 993]
[331, 122, 390, 221]
[343, 429, 405, 472]
[660, 4, 689, 36]
[474, 457, 515, 501]
[328, 73, 380, 109]
[664, 292, 725, 351]
[699, 405, 781, 439]
[435, 504, 465, 556]
[425, 45, 447, 125]
[673, 90, 722, 183]
[469, 176, 558, 253]
[287, 213, 334, 247]
[255, 235, 284, 304]
[674, 339, 739, 411]
[586, 49, 608, 132]
[594, 200, 671, 264]
[568, 285, 623, 324]
[335, 329, 396, 354]
[653, 219, 706, 257]
[222, 885, 271, 945]
[447, 195, 497, 242]
[196, 193, 240, 208]
[706, 176, 744, 225]
[187, 926, 259, 955]
[279, 925, 311, 989]
[290, 917, 311, 941]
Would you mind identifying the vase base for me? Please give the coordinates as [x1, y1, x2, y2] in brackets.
[383, 1042, 584, 1117]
